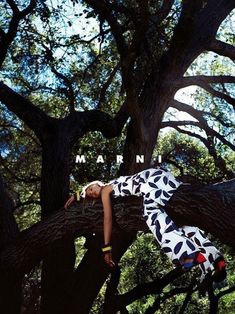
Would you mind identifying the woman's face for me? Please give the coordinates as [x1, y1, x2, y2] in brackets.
[86, 184, 102, 199]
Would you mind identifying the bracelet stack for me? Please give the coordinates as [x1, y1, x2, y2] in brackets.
[102, 244, 112, 254]
[73, 191, 80, 201]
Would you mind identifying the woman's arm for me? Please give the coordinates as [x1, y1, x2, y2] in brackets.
[101, 185, 115, 267]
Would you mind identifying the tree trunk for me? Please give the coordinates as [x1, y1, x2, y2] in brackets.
[0, 176, 22, 314]
[40, 130, 76, 314]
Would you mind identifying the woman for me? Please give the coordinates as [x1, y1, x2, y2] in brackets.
[64, 168, 226, 287]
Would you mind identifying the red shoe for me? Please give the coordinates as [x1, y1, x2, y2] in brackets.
[212, 256, 227, 284]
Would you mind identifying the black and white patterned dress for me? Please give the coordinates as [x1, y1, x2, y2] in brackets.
[108, 168, 220, 276]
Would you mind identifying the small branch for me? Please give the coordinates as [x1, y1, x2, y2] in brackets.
[14, 200, 41, 211]
[0, 122, 41, 146]
[43, 44, 76, 113]
[170, 100, 235, 151]
[96, 62, 120, 109]
[169, 124, 233, 177]
[19, 0, 37, 18]
[0, 0, 36, 67]
[217, 285, 235, 299]
[208, 39, 235, 61]
[115, 268, 184, 309]
[178, 280, 196, 314]
[199, 83, 235, 109]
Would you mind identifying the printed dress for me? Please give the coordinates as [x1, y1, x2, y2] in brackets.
[109, 168, 220, 276]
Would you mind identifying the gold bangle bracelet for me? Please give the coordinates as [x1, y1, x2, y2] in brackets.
[102, 246, 112, 252]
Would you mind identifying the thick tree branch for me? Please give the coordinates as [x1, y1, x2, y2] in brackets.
[161, 120, 200, 128]
[208, 39, 235, 61]
[72, 101, 129, 139]
[0, 180, 235, 277]
[178, 75, 235, 88]
[151, 0, 235, 86]
[6, 0, 19, 13]
[19, 0, 37, 18]
[0, 175, 21, 314]
[199, 82, 235, 109]
[178, 76, 235, 109]
[0, 82, 50, 140]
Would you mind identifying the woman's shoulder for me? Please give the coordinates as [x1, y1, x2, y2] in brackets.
[101, 184, 113, 195]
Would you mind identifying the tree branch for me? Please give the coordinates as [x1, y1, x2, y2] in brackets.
[170, 100, 235, 151]
[115, 268, 184, 311]
[208, 39, 235, 61]
[6, 0, 19, 14]
[0, 0, 36, 67]
[178, 75, 235, 88]
[84, 0, 128, 56]
[96, 62, 120, 109]
[0, 82, 50, 140]
[0, 180, 235, 277]
[72, 101, 129, 139]
[42, 44, 76, 113]
[156, 0, 174, 23]
[19, 0, 37, 18]
[163, 122, 233, 177]
[161, 120, 200, 128]
[161, 118, 235, 151]
[199, 82, 235, 109]
[178, 76, 235, 109]
[217, 285, 235, 299]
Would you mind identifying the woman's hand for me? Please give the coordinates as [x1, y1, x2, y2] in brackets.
[104, 252, 115, 267]
[64, 195, 75, 209]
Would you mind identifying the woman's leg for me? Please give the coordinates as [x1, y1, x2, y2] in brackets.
[143, 201, 202, 265]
